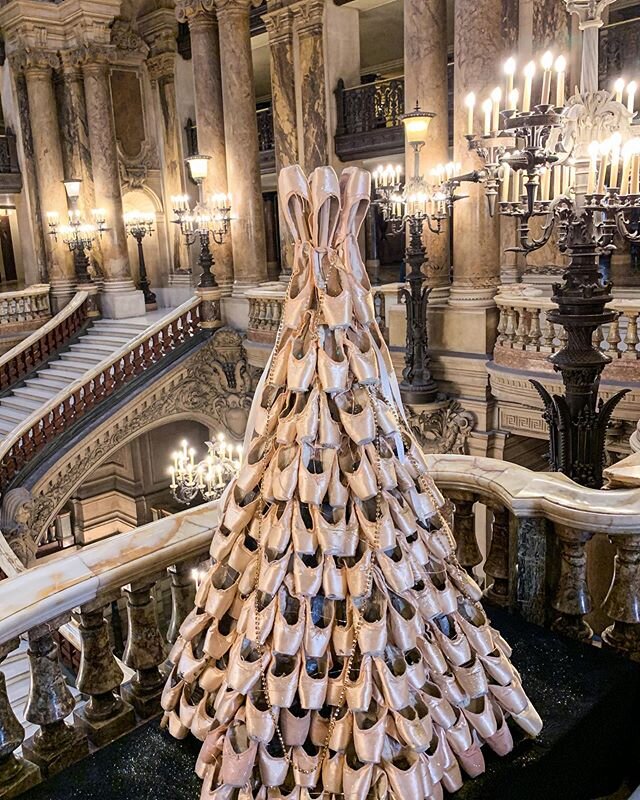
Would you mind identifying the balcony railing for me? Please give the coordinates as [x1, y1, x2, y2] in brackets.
[184, 106, 276, 173]
[0, 130, 22, 192]
[334, 76, 405, 161]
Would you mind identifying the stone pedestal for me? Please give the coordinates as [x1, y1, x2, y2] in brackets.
[100, 284, 146, 319]
[197, 286, 223, 329]
[215, 0, 267, 292]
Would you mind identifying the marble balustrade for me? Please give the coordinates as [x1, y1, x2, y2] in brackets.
[1, 455, 640, 794]
[0, 285, 52, 355]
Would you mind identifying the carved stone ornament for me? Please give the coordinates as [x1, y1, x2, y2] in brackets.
[110, 19, 150, 57]
[8, 47, 60, 73]
[564, 0, 616, 28]
[175, 0, 217, 23]
[146, 51, 176, 82]
[0, 487, 37, 569]
[563, 90, 634, 159]
[28, 330, 260, 539]
[118, 141, 160, 189]
[406, 400, 476, 455]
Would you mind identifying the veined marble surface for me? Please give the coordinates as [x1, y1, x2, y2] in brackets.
[0, 502, 220, 644]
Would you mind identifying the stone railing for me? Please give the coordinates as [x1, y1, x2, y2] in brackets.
[246, 284, 286, 345]
[0, 298, 203, 496]
[334, 76, 405, 161]
[0, 290, 86, 393]
[3, 454, 640, 794]
[256, 105, 275, 173]
[428, 453, 640, 653]
[494, 288, 640, 381]
[0, 284, 53, 355]
[0, 501, 218, 793]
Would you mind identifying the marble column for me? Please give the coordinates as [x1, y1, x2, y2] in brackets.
[57, 51, 103, 278]
[177, 0, 233, 291]
[404, 0, 450, 302]
[451, 0, 507, 307]
[80, 49, 144, 318]
[146, 47, 191, 288]
[293, 0, 328, 171]
[214, 0, 268, 291]
[264, 5, 298, 275]
[18, 52, 75, 308]
[263, 194, 279, 281]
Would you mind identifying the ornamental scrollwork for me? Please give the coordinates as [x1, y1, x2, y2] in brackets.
[406, 400, 476, 455]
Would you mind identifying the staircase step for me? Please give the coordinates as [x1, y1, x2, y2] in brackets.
[26, 375, 70, 391]
[58, 353, 104, 369]
[1, 395, 42, 413]
[0, 419, 15, 435]
[82, 333, 133, 347]
[45, 365, 89, 380]
[0, 406, 29, 425]
[69, 342, 122, 357]
[12, 386, 59, 403]
[92, 321, 149, 335]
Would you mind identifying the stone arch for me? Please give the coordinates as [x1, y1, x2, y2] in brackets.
[122, 185, 166, 291]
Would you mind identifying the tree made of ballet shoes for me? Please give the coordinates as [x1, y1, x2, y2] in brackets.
[161, 164, 542, 800]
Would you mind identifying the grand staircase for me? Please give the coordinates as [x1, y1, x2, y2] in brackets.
[0, 317, 153, 439]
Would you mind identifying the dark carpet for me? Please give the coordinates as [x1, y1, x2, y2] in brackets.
[22, 607, 639, 800]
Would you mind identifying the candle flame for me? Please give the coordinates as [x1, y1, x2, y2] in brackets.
[541, 51, 554, 71]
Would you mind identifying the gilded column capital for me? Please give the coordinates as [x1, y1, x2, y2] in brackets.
[263, 6, 294, 43]
[147, 51, 177, 82]
[9, 47, 60, 75]
[213, 0, 255, 17]
[291, 0, 324, 36]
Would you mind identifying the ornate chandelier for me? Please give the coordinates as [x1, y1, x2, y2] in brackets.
[168, 435, 241, 505]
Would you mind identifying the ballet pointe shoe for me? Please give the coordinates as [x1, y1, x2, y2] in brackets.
[259, 736, 290, 787]
[292, 741, 321, 788]
[345, 650, 373, 711]
[226, 636, 270, 694]
[353, 584, 387, 655]
[393, 695, 433, 751]
[267, 651, 301, 707]
[484, 699, 514, 756]
[271, 445, 301, 502]
[273, 583, 305, 655]
[353, 698, 387, 763]
[323, 554, 347, 600]
[299, 653, 329, 709]
[334, 389, 376, 446]
[345, 541, 372, 598]
[281, 697, 311, 746]
[298, 444, 334, 505]
[296, 387, 320, 444]
[343, 746, 375, 800]
[312, 504, 357, 557]
[338, 440, 378, 501]
[384, 748, 426, 799]
[318, 392, 342, 448]
[373, 646, 410, 710]
[345, 328, 379, 385]
[321, 265, 352, 329]
[511, 700, 543, 737]
[292, 503, 317, 555]
[246, 685, 278, 743]
[318, 329, 349, 392]
[288, 317, 317, 393]
[322, 749, 344, 794]
[304, 595, 334, 657]
[293, 549, 323, 597]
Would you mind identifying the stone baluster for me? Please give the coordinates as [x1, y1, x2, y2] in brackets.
[265, 299, 275, 332]
[167, 562, 196, 645]
[515, 308, 529, 347]
[121, 581, 165, 718]
[449, 491, 482, 580]
[601, 534, 640, 661]
[248, 299, 258, 330]
[73, 600, 136, 746]
[516, 517, 551, 626]
[484, 503, 511, 607]
[0, 640, 41, 797]
[558, 323, 568, 353]
[527, 307, 542, 351]
[623, 312, 639, 360]
[593, 324, 604, 353]
[551, 524, 594, 642]
[22, 624, 88, 776]
[272, 299, 282, 330]
[495, 305, 507, 346]
[606, 315, 621, 358]
[504, 307, 517, 347]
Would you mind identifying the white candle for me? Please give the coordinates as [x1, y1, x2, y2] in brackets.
[627, 81, 637, 116]
[508, 88, 519, 111]
[540, 51, 554, 105]
[465, 93, 475, 136]
[587, 140, 600, 195]
[522, 61, 536, 113]
[482, 98, 492, 136]
[609, 132, 622, 188]
[512, 167, 521, 203]
[504, 57, 516, 100]
[620, 140, 634, 195]
[614, 78, 625, 104]
[596, 139, 610, 194]
[501, 161, 511, 202]
[632, 144, 640, 195]
[540, 167, 550, 201]
[491, 87, 502, 132]
[554, 56, 566, 106]
[553, 165, 562, 199]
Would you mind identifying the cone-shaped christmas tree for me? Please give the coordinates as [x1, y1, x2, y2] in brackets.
[162, 165, 542, 800]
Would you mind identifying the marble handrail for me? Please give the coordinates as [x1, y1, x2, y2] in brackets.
[0, 296, 202, 493]
[426, 453, 640, 532]
[0, 501, 219, 646]
[0, 289, 84, 372]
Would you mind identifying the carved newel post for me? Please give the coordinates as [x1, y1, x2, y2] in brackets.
[73, 600, 136, 746]
[121, 581, 166, 717]
[0, 640, 41, 798]
[22, 623, 88, 776]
